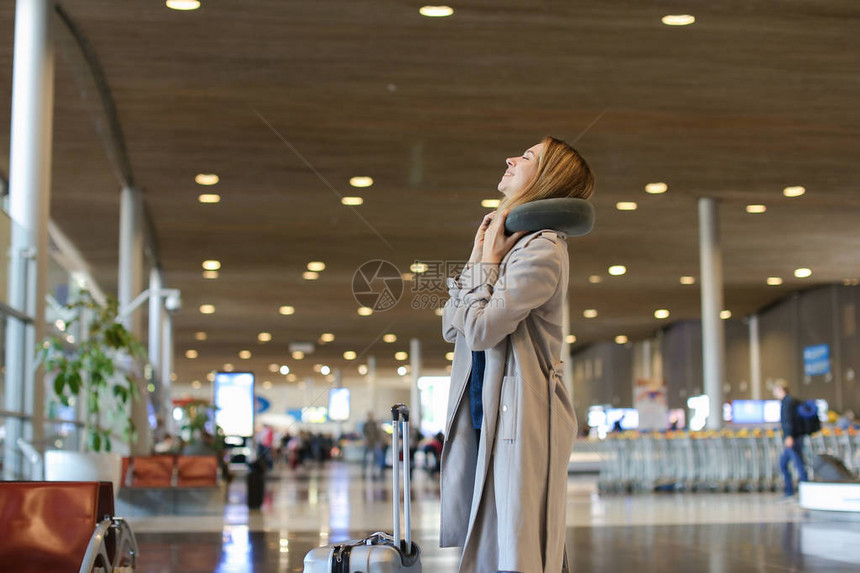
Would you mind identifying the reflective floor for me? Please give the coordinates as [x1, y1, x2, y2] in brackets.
[128, 462, 860, 572]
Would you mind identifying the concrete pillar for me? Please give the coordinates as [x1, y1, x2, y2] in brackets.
[148, 268, 162, 376]
[3, 0, 55, 478]
[410, 338, 422, 433]
[698, 198, 726, 429]
[161, 308, 173, 402]
[118, 186, 144, 336]
[367, 355, 377, 416]
[749, 315, 762, 400]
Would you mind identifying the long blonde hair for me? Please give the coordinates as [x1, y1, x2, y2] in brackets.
[497, 136, 594, 213]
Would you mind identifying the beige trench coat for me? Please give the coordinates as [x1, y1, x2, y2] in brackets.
[440, 229, 577, 573]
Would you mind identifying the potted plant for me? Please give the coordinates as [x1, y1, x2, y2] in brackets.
[37, 290, 146, 491]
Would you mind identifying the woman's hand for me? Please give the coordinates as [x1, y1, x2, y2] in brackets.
[469, 212, 496, 263]
[482, 209, 526, 265]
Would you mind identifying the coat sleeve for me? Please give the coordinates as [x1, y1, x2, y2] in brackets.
[442, 263, 477, 343]
[451, 235, 563, 351]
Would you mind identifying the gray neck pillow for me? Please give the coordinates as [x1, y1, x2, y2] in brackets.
[504, 197, 595, 237]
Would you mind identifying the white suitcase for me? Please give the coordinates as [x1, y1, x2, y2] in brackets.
[303, 403, 422, 572]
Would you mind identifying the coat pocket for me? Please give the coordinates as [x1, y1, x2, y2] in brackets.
[499, 375, 519, 440]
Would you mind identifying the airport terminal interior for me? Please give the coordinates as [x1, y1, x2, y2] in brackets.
[1, 1, 859, 572]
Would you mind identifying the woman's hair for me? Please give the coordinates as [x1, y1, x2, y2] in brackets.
[497, 136, 595, 212]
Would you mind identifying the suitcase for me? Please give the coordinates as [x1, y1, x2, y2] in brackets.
[303, 403, 422, 572]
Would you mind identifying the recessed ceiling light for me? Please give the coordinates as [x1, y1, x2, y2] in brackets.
[419, 5, 454, 17]
[185, 349, 198, 359]
[195, 331, 207, 341]
[411, 262, 428, 274]
[616, 202, 638, 211]
[262, 381, 273, 390]
[258, 332, 272, 343]
[654, 309, 670, 319]
[202, 270, 219, 280]
[343, 351, 357, 360]
[844, 278, 859, 286]
[198, 194, 221, 204]
[383, 334, 397, 343]
[206, 372, 215, 382]
[565, 334, 577, 344]
[349, 176, 373, 188]
[357, 306, 373, 316]
[583, 309, 598, 319]
[202, 260, 221, 271]
[395, 351, 408, 361]
[401, 273, 415, 281]
[291, 351, 305, 360]
[608, 265, 627, 276]
[194, 173, 218, 185]
[720, 310, 732, 320]
[268, 363, 279, 373]
[680, 276, 696, 285]
[239, 350, 251, 359]
[303, 271, 319, 280]
[615, 335, 629, 344]
[398, 366, 409, 376]
[279, 365, 290, 375]
[320, 365, 331, 376]
[645, 182, 668, 194]
[783, 186, 806, 198]
[166, 0, 201, 11]
[745, 204, 767, 214]
[279, 305, 295, 315]
[287, 373, 297, 382]
[320, 333, 335, 343]
[341, 197, 364, 206]
[445, 352, 454, 361]
[312, 364, 323, 373]
[766, 277, 783, 286]
[794, 268, 812, 278]
[481, 199, 501, 208]
[307, 261, 326, 272]
[588, 275, 602, 284]
[434, 307, 444, 316]
[223, 363, 234, 372]
[662, 14, 695, 26]
[199, 304, 215, 314]
[358, 365, 368, 375]
[191, 380, 202, 389]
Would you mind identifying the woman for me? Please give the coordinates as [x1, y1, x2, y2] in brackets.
[440, 136, 594, 573]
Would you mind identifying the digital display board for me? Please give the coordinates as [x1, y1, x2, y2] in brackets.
[328, 388, 351, 421]
[214, 372, 255, 437]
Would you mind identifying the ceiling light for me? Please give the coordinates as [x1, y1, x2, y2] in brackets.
[185, 349, 198, 359]
[303, 271, 319, 280]
[262, 381, 273, 390]
[292, 351, 304, 360]
[565, 334, 577, 344]
[279, 365, 290, 375]
[654, 309, 670, 319]
[401, 273, 415, 281]
[445, 352, 454, 361]
[616, 202, 638, 211]
[343, 351, 357, 360]
[198, 194, 221, 203]
[583, 309, 598, 319]
[357, 307, 373, 316]
[783, 186, 806, 198]
[279, 305, 295, 315]
[419, 5, 454, 17]
[166, 0, 201, 11]
[615, 335, 629, 344]
[662, 14, 695, 26]
[239, 350, 252, 359]
[199, 304, 215, 314]
[434, 307, 444, 316]
[608, 265, 627, 276]
[588, 275, 602, 284]
[383, 334, 397, 343]
[645, 182, 668, 194]
[680, 276, 696, 285]
[320, 365, 331, 376]
[720, 310, 732, 320]
[481, 199, 501, 208]
[349, 176, 373, 188]
[358, 365, 368, 375]
[202, 260, 221, 271]
[268, 363, 279, 373]
[191, 380, 201, 389]
[341, 197, 364, 206]
[410, 262, 428, 273]
[206, 372, 215, 382]
[844, 278, 859, 286]
[287, 373, 297, 382]
[307, 261, 326, 272]
[202, 270, 219, 279]
[223, 363, 234, 372]
[794, 268, 812, 278]
[397, 366, 409, 376]
[395, 351, 408, 361]
[195, 331, 207, 341]
[745, 204, 766, 214]
[320, 333, 335, 342]
[258, 332, 272, 343]
[194, 173, 218, 185]
[766, 277, 783, 286]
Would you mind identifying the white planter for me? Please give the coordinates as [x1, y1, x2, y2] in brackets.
[44, 450, 123, 496]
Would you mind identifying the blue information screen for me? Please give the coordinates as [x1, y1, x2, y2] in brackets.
[214, 372, 255, 437]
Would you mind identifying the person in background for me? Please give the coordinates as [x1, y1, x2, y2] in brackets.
[362, 412, 383, 479]
[836, 409, 857, 430]
[773, 380, 808, 497]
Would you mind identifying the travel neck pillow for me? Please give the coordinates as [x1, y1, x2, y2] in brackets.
[504, 197, 595, 237]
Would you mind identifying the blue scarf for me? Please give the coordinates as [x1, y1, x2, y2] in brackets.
[468, 350, 486, 430]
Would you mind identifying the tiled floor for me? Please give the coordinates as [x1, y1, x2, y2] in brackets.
[128, 462, 860, 572]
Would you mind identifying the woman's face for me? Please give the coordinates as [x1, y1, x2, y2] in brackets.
[497, 142, 544, 198]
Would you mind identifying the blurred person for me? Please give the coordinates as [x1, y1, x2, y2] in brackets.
[441, 137, 593, 573]
[773, 380, 808, 497]
[837, 409, 857, 430]
[362, 412, 384, 479]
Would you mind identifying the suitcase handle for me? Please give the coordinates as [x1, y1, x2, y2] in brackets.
[391, 403, 414, 554]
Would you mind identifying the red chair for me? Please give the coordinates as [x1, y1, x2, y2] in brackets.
[176, 455, 219, 487]
[122, 455, 176, 487]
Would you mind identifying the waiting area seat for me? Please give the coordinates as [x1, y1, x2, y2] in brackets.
[118, 455, 223, 516]
[0, 481, 138, 573]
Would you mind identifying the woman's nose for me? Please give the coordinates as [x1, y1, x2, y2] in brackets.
[506, 157, 515, 167]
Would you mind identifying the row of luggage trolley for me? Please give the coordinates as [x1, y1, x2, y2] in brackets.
[595, 427, 859, 494]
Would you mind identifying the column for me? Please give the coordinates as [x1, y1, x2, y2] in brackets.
[410, 338, 422, 433]
[749, 314, 762, 400]
[118, 186, 144, 336]
[148, 268, 162, 376]
[4, 0, 55, 479]
[698, 198, 726, 430]
[367, 355, 377, 416]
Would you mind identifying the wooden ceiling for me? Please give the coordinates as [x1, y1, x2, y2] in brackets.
[0, 1, 858, 385]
